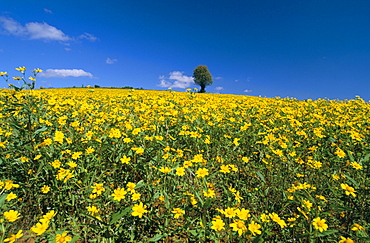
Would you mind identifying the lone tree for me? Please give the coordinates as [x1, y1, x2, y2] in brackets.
[192, 65, 213, 93]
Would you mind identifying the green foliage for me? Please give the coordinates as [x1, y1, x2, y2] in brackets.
[192, 65, 213, 93]
[0, 67, 369, 242]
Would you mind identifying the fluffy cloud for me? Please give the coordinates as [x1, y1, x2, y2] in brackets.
[0, 16, 70, 41]
[0, 16, 26, 36]
[0, 16, 97, 43]
[157, 71, 194, 89]
[40, 69, 93, 78]
[106, 58, 117, 64]
[244, 89, 252, 93]
[215, 86, 224, 91]
[26, 22, 70, 41]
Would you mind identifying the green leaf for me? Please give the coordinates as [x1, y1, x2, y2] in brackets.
[347, 151, 355, 162]
[256, 171, 266, 183]
[147, 234, 164, 242]
[135, 180, 146, 190]
[317, 230, 338, 237]
[0, 193, 7, 208]
[345, 174, 359, 187]
[252, 234, 264, 243]
[361, 152, 370, 163]
[110, 206, 132, 224]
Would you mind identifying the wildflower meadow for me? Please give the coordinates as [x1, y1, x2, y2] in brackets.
[0, 67, 369, 242]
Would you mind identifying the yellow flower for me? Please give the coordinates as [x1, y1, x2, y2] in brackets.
[350, 162, 363, 170]
[260, 213, 270, 222]
[159, 166, 171, 173]
[195, 168, 209, 178]
[6, 192, 17, 201]
[55, 231, 72, 243]
[3, 210, 21, 222]
[171, 208, 185, 219]
[335, 147, 346, 158]
[269, 212, 287, 228]
[242, 157, 249, 163]
[315, 195, 327, 202]
[66, 161, 77, 168]
[302, 199, 313, 211]
[15, 66, 26, 72]
[87, 206, 100, 215]
[236, 208, 250, 220]
[131, 192, 141, 201]
[248, 221, 262, 236]
[131, 202, 148, 218]
[85, 147, 95, 154]
[4, 181, 20, 190]
[338, 236, 354, 243]
[54, 131, 64, 144]
[233, 191, 243, 202]
[340, 183, 356, 197]
[111, 188, 127, 201]
[4, 230, 23, 243]
[30, 222, 49, 235]
[134, 147, 144, 154]
[175, 167, 185, 176]
[40, 210, 56, 223]
[0, 71, 7, 76]
[71, 151, 82, 160]
[312, 217, 328, 232]
[332, 174, 340, 180]
[91, 183, 105, 195]
[230, 219, 247, 236]
[351, 223, 365, 231]
[203, 188, 216, 198]
[20, 157, 29, 162]
[219, 164, 231, 173]
[221, 207, 237, 218]
[126, 182, 136, 192]
[233, 138, 240, 146]
[211, 216, 225, 231]
[120, 155, 131, 164]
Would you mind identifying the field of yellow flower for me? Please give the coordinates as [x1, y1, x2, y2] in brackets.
[0, 69, 369, 242]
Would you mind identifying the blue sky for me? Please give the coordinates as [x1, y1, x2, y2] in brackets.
[1, 0, 370, 100]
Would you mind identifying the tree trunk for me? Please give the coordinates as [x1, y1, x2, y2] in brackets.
[199, 85, 206, 93]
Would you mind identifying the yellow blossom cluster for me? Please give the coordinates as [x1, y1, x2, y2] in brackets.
[0, 87, 369, 242]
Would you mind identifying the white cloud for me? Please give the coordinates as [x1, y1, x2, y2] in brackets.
[26, 22, 70, 41]
[157, 78, 172, 88]
[106, 58, 117, 64]
[0, 16, 26, 36]
[244, 89, 252, 93]
[214, 77, 223, 80]
[40, 69, 93, 78]
[215, 86, 224, 91]
[0, 16, 70, 41]
[79, 32, 98, 42]
[44, 8, 53, 14]
[157, 71, 194, 89]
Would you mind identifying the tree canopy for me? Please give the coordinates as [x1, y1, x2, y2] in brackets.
[192, 65, 213, 93]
